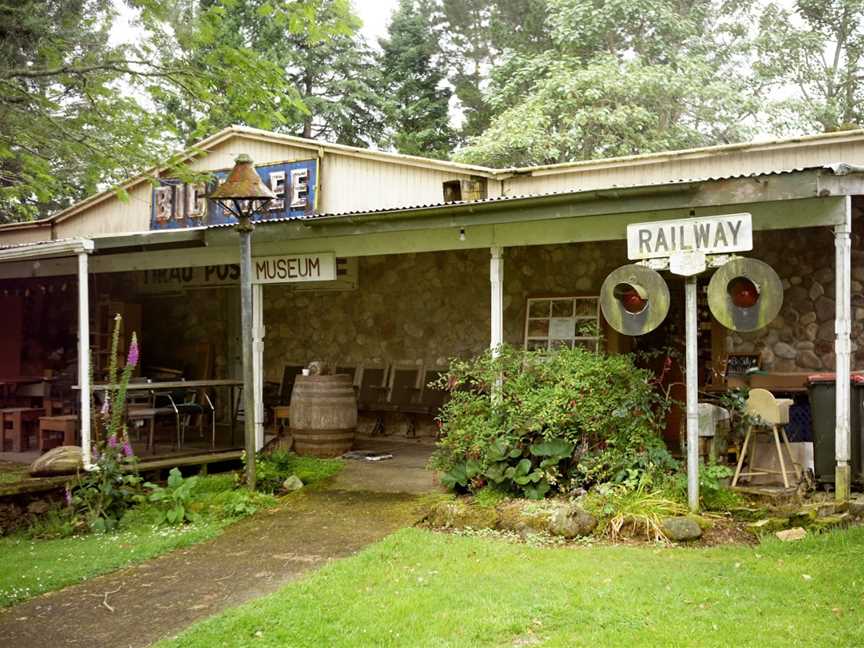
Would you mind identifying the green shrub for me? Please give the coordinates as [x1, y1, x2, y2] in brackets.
[668, 461, 742, 511]
[254, 451, 344, 493]
[144, 468, 199, 525]
[582, 481, 688, 542]
[431, 345, 677, 498]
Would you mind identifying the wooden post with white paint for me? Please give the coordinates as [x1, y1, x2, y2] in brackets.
[252, 282, 265, 451]
[834, 196, 853, 501]
[684, 275, 700, 511]
[490, 246, 504, 357]
[77, 242, 94, 469]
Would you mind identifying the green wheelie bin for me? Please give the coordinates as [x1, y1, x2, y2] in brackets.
[807, 373, 864, 485]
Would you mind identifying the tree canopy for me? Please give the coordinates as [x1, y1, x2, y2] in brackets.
[454, 0, 762, 166]
[3, 0, 863, 223]
[379, 0, 455, 159]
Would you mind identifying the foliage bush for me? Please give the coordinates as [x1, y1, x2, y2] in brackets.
[144, 468, 200, 526]
[254, 451, 344, 493]
[431, 345, 678, 498]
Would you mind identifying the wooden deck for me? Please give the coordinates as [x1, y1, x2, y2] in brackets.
[0, 449, 243, 498]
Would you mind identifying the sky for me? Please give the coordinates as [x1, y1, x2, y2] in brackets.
[354, 1, 399, 45]
[110, 1, 399, 47]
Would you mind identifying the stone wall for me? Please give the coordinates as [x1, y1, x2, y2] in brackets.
[259, 243, 629, 383]
[726, 226, 864, 372]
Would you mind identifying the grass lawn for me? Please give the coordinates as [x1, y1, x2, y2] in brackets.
[0, 517, 224, 607]
[161, 526, 864, 648]
[0, 455, 343, 608]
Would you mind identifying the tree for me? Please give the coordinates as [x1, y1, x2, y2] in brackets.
[162, 0, 386, 147]
[456, 0, 762, 166]
[0, 0, 295, 223]
[437, 0, 553, 141]
[755, 0, 864, 133]
[379, 0, 455, 158]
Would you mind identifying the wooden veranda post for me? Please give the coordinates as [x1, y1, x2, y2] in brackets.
[77, 242, 94, 469]
[490, 246, 504, 357]
[834, 196, 853, 501]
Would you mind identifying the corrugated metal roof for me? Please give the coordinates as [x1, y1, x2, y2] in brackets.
[206, 164, 835, 226]
[0, 237, 80, 251]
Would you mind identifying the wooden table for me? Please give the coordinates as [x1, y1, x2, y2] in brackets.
[0, 376, 52, 403]
[75, 380, 245, 442]
[702, 372, 811, 395]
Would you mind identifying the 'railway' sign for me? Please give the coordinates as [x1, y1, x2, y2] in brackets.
[627, 213, 752, 260]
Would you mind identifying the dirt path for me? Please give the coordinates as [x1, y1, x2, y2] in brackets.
[0, 489, 424, 648]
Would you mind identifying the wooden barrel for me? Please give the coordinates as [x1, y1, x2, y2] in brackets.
[289, 374, 357, 457]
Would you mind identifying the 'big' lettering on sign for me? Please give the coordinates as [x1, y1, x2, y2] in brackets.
[252, 253, 336, 284]
[626, 213, 752, 260]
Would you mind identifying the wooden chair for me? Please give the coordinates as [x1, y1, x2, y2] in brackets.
[272, 365, 305, 435]
[386, 365, 423, 435]
[1, 407, 43, 451]
[38, 415, 78, 451]
[401, 369, 449, 437]
[732, 388, 802, 489]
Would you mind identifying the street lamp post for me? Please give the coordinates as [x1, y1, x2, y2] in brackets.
[209, 154, 275, 490]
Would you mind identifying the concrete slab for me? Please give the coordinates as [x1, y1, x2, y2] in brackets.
[331, 438, 443, 495]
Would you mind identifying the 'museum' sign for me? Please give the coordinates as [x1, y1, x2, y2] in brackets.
[252, 253, 336, 284]
[627, 213, 752, 260]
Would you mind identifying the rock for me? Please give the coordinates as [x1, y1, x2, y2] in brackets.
[730, 506, 769, 521]
[796, 350, 822, 370]
[809, 282, 824, 301]
[788, 508, 817, 527]
[427, 499, 499, 530]
[810, 512, 851, 531]
[800, 312, 817, 325]
[26, 500, 50, 515]
[549, 505, 598, 538]
[29, 446, 83, 476]
[816, 501, 847, 517]
[776, 527, 807, 542]
[497, 501, 552, 533]
[815, 296, 836, 322]
[660, 516, 702, 542]
[804, 322, 819, 341]
[747, 517, 789, 535]
[282, 475, 304, 492]
[774, 342, 797, 360]
[848, 498, 864, 519]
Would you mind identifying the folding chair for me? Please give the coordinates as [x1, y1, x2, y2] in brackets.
[356, 364, 390, 435]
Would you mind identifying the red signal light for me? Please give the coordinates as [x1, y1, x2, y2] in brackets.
[727, 277, 759, 308]
[614, 282, 648, 314]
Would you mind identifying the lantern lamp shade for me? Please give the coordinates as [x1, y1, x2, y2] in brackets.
[209, 154, 276, 202]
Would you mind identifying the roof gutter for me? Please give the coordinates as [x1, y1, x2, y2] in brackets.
[303, 182, 702, 227]
[0, 238, 94, 262]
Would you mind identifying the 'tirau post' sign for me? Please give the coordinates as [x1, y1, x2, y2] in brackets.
[627, 213, 753, 260]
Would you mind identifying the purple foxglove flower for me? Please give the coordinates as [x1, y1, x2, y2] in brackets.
[101, 399, 109, 415]
[127, 334, 139, 368]
[64, 487, 72, 506]
[122, 441, 134, 457]
[108, 435, 118, 448]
